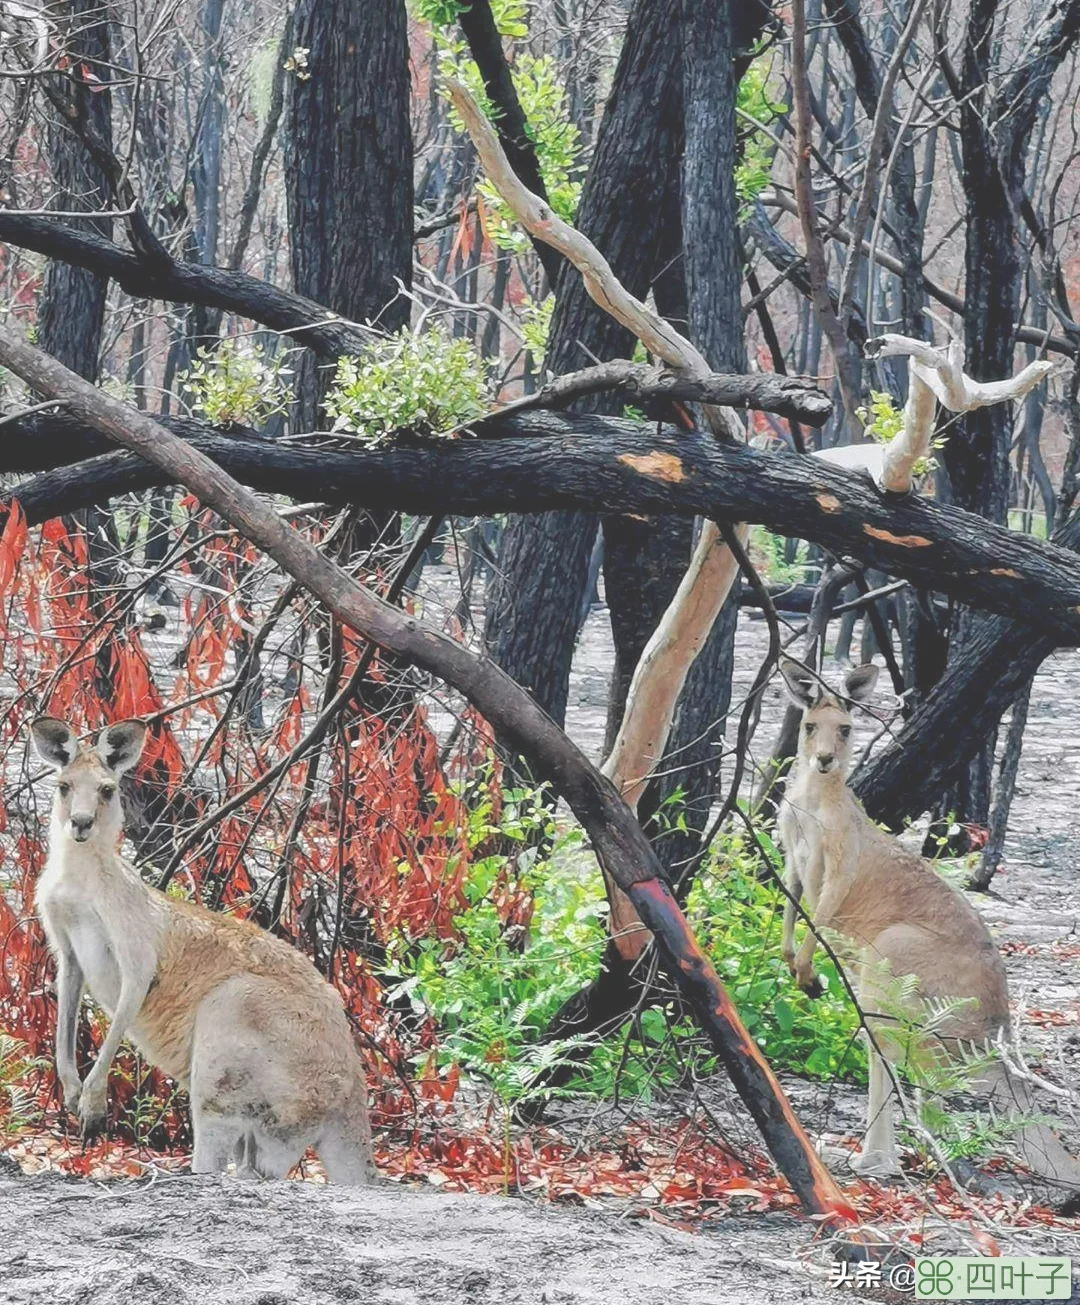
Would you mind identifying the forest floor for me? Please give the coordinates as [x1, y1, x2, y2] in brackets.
[3, 574, 1080, 1302]
[0, 1160, 848, 1305]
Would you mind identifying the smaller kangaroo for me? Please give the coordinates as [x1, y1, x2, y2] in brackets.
[31, 716, 375, 1183]
[776, 658, 1080, 1200]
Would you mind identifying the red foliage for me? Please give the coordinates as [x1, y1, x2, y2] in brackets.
[0, 506, 477, 1152]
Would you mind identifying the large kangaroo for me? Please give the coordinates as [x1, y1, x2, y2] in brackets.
[776, 658, 1080, 1200]
[31, 716, 374, 1183]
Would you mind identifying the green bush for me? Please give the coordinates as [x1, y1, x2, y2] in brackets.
[324, 326, 490, 445]
[381, 782, 605, 1105]
[857, 388, 946, 476]
[685, 827, 864, 1082]
[178, 338, 292, 428]
[749, 525, 810, 586]
[520, 294, 554, 366]
[736, 58, 786, 207]
[381, 788, 865, 1111]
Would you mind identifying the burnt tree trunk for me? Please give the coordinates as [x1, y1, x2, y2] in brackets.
[282, 0, 413, 719]
[284, 0, 412, 429]
[36, 0, 112, 379]
[35, 0, 120, 697]
[484, 0, 683, 731]
[638, 0, 746, 875]
[930, 0, 1080, 849]
[528, 0, 751, 1091]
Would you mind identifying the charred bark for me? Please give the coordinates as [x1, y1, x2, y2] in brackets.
[285, 0, 413, 423]
[934, 0, 1080, 842]
[0, 212, 378, 360]
[484, 0, 683, 728]
[35, 0, 113, 379]
[9, 411, 1080, 644]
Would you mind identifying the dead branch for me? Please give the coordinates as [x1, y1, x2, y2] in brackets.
[790, 0, 863, 431]
[493, 359, 833, 427]
[864, 333, 1057, 493]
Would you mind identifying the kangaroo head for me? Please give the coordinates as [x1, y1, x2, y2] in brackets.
[31, 718, 147, 845]
[779, 658, 879, 777]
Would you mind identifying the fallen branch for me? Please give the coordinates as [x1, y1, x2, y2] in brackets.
[8, 410, 1080, 643]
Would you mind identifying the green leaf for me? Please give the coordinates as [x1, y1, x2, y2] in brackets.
[640, 1008, 667, 1044]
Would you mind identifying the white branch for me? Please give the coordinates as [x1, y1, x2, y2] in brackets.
[602, 521, 746, 810]
[824, 334, 1057, 494]
[447, 79, 711, 382]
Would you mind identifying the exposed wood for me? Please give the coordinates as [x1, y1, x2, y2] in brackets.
[446, 81, 713, 381]
[601, 521, 747, 956]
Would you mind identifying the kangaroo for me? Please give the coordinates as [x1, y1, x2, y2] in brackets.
[31, 716, 375, 1184]
[776, 658, 1080, 1201]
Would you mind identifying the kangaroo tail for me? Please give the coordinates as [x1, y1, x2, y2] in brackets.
[317, 1064, 376, 1186]
[981, 1061, 1080, 1207]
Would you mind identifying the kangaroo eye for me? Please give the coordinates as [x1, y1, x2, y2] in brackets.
[100, 785, 116, 801]
[838, 725, 852, 739]
[803, 723, 816, 736]
[58, 782, 70, 798]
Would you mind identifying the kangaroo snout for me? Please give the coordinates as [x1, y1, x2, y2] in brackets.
[815, 754, 836, 773]
[70, 814, 95, 841]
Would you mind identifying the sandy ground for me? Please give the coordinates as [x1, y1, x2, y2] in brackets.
[3, 576, 1080, 1303]
[0, 1165, 845, 1305]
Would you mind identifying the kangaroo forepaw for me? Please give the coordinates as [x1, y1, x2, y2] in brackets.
[797, 973, 824, 999]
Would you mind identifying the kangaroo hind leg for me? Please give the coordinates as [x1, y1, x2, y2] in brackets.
[317, 1072, 376, 1186]
[851, 1043, 902, 1177]
[191, 1108, 246, 1175]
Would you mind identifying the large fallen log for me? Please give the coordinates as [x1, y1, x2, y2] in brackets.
[7, 409, 1080, 644]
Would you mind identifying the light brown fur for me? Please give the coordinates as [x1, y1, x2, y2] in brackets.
[777, 659, 1080, 1199]
[31, 716, 375, 1183]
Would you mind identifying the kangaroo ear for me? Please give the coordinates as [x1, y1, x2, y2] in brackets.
[844, 663, 880, 703]
[31, 717, 78, 770]
[778, 657, 821, 710]
[97, 719, 147, 774]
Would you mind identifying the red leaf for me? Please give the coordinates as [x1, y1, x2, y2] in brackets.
[0, 499, 28, 594]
